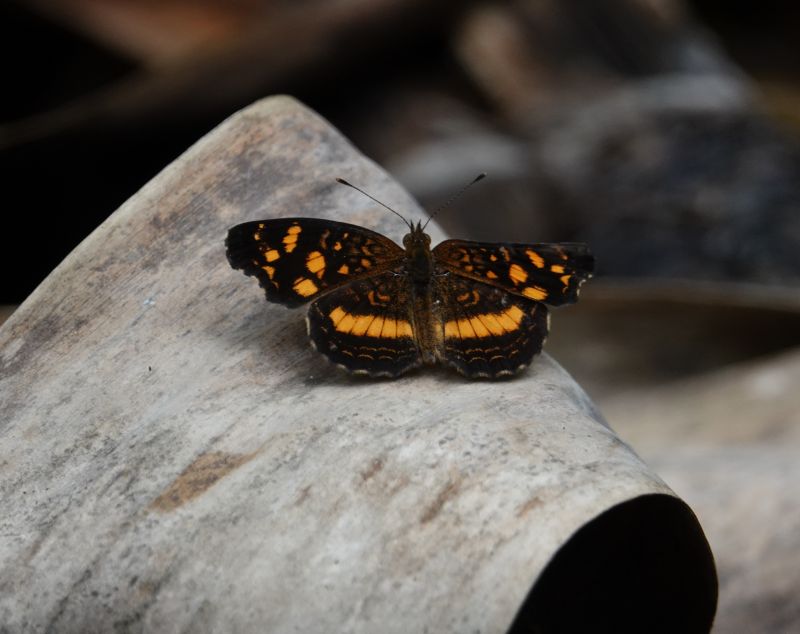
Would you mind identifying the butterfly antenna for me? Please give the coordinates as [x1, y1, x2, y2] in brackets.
[422, 173, 486, 231]
[336, 178, 412, 230]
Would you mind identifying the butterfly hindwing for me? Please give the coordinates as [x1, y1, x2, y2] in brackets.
[226, 218, 404, 307]
[306, 271, 422, 377]
[432, 240, 594, 306]
[433, 274, 548, 378]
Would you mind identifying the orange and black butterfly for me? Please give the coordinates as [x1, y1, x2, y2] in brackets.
[226, 180, 593, 378]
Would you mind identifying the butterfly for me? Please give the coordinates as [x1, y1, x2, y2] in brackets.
[226, 182, 593, 378]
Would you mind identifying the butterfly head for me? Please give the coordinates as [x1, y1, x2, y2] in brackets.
[402, 221, 432, 248]
[403, 221, 434, 283]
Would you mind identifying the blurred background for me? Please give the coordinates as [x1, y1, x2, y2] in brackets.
[1, 0, 798, 631]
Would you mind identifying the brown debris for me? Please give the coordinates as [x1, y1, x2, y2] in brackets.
[150, 451, 256, 512]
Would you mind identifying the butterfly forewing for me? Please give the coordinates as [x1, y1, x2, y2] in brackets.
[432, 240, 594, 306]
[226, 218, 404, 307]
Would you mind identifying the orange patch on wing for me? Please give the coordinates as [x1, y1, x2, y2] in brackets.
[293, 277, 318, 297]
[361, 258, 372, 269]
[337, 264, 349, 275]
[509, 263, 528, 284]
[476, 313, 505, 336]
[551, 264, 565, 274]
[506, 305, 525, 322]
[469, 317, 490, 338]
[367, 316, 385, 337]
[456, 318, 477, 339]
[329, 307, 385, 336]
[333, 241, 343, 251]
[382, 318, 397, 338]
[560, 274, 571, 286]
[522, 286, 548, 300]
[283, 225, 302, 253]
[526, 250, 544, 268]
[444, 304, 527, 339]
[306, 251, 326, 276]
[329, 306, 347, 327]
[335, 312, 356, 334]
[261, 265, 275, 279]
[265, 249, 280, 262]
[444, 308, 520, 339]
[350, 315, 374, 336]
[486, 270, 498, 279]
[496, 305, 524, 331]
[396, 320, 413, 338]
[367, 290, 391, 307]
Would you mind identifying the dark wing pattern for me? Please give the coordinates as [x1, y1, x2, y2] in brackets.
[433, 274, 548, 378]
[306, 271, 422, 377]
[226, 218, 404, 307]
[432, 240, 594, 306]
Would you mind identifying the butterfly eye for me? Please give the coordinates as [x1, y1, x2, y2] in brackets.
[402, 234, 412, 248]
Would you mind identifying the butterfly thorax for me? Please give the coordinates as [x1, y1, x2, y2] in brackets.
[402, 223, 434, 285]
